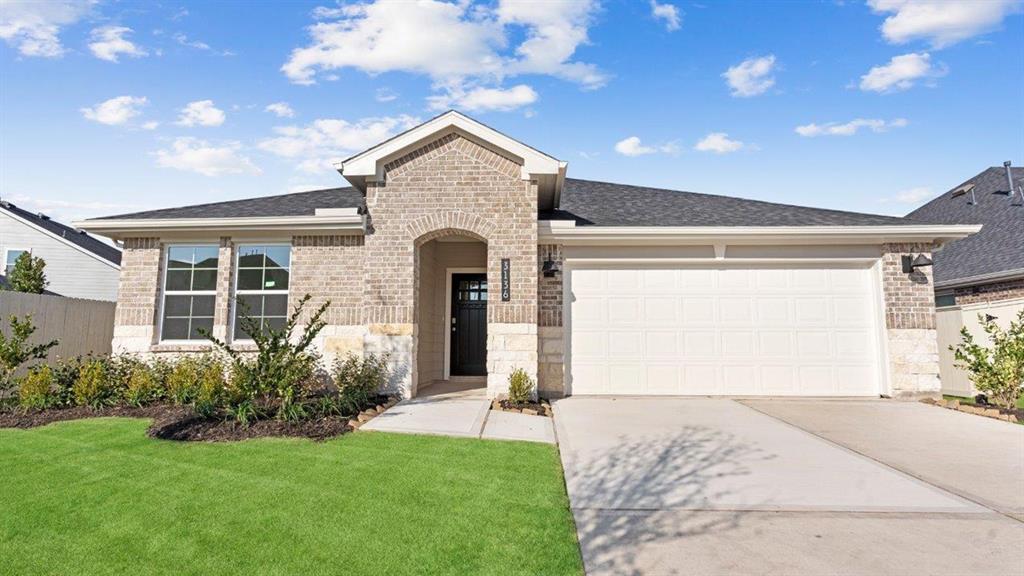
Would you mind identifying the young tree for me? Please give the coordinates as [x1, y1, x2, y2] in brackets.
[953, 309, 1024, 410]
[0, 315, 58, 391]
[7, 252, 48, 294]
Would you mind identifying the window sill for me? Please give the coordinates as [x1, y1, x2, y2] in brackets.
[151, 343, 214, 353]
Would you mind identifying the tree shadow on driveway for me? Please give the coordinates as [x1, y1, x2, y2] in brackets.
[565, 426, 774, 576]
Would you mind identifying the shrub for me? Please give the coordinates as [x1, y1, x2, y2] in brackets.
[124, 362, 163, 407]
[193, 360, 227, 418]
[506, 368, 535, 406]
[6, 252, 48, 294]
[0, 315, 58, 392]
[52, 356, 88, 407]
[953, 309, 1024, 410]
[205, 294, 329, 423]
[166, 356, 203, 405]
[333, 353, 390, 414]
[73, 360, 111, 408]
[18, 365, 56, 410]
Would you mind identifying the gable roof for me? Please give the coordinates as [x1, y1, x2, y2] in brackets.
[542, 178, 922, 227]
[907, 166, 1024, 287]
[0, 201, 121, 266]
[95, 187, 365, 220]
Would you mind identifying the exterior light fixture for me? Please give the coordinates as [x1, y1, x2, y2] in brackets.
[542, 258, 560, 278]
[901, 254, 934, 273]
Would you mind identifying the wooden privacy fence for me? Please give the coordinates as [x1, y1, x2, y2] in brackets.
[0, 292, 115, 362]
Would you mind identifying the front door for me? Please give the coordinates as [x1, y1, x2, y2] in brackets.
[450, 273, 487, 376]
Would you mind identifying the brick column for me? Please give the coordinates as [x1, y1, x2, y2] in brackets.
[881, 243, 940, 399]
[537, 244, 565, 397]
[212, 237, 234, 341]
[111, 237, 162, 353]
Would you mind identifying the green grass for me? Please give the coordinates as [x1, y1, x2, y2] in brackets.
[0, 419, 582, 576]
[943, 393, 1024, 410]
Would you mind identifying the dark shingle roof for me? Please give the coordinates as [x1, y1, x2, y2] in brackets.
[0, 201, 121, 266]
[97, 187, 365, 220]
[542, 178, 920, 227]
[907, 166, 1024, 286]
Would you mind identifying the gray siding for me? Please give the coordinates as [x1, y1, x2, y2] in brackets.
[0, 211, 120, 301]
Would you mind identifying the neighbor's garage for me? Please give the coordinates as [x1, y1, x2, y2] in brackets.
[567, 265, 884, 396]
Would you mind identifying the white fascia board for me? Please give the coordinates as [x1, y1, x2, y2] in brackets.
[74, 214, 366, 241]
[537, 223, 982, 246]
[337, 111, 562, 183]
[3, 209, 121, 270]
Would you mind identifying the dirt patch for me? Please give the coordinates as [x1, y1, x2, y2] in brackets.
[495, 399, 552, 417]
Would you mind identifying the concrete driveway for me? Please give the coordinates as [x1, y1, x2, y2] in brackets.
[554, 397, 1024, 576]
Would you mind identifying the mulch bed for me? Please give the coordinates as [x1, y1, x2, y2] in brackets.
[1, 395, 400, 442]
[923, 397, 1022, 423]
[494, 399, 552, 417]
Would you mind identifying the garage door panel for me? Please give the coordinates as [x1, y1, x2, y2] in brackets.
[569, 265, 882, 397]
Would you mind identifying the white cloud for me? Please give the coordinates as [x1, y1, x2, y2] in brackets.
[283, 0, 605, 109]
[141, 120, 160, 130]
[0, 0, 93, 58]
[881, 186, 933, 204]
[88, 26, 147, 62]
[722, 55, 777, 97]
[176, 100, 226, 127]
[258, 115, 420, 173]
[614, 136, 679, 157]
[795, 117, 909, 137]
[80, 95, 148, 126]
[172, 32, 210, 51]
[650, 1, 682, 31]
[868, 0, 1020, 48]
[694, 132, 746, 154]
[375, 87, 398, 102]
[7, 194, 147, 223]
[265, 102, 295, 118]
[155, 138, 260, 177]
[428, 84, 538, 112]
[859, 52, 945, 92]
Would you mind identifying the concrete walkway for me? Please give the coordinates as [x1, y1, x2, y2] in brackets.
[360, 381, 555, 443]
[554, 397, 1024, 576]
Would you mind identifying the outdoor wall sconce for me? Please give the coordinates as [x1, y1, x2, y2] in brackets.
[901, 254, 933, 273]
[542, 258, 561, 278]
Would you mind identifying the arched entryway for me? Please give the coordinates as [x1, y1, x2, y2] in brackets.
[413, 228, 489, 397]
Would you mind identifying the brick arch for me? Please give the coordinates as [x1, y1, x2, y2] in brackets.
[408, 211, 496, 246]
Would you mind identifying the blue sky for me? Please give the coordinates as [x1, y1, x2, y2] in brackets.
[1, 0, 1022, 224]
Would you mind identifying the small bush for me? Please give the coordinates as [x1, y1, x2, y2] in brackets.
[166, 356, 203, 405]
[193, 360, 227, 418]
[953, 309, 1024, 410]
[73, 360, 111, 408]
[506, 368, 535, 406]
[18, 365, 56, 410]
[334, 353, 390, 414]
[0, 314, 58, 392]
[52, 356, 87, 407]
[124, 362, 163, 407]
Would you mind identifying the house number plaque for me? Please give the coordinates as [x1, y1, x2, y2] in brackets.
[500, 258, 511, 301]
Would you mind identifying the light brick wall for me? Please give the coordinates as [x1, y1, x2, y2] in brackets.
[953, 278, 1024, 306]
[538, 244, 563, 328]
[111, 238, 162, 353]
[290, 235, 365, 326]
[212, 237, 234, 340]
[538, 326, 565, 397]
[881, 243, 941, 399]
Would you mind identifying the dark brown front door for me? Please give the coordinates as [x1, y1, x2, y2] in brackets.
[450, 273, 487, 376]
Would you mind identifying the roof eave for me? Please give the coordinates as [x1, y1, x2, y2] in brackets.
[537, 223, 982, 246]
[74, 214, 366, 241]
[935, 267, 1024, 291]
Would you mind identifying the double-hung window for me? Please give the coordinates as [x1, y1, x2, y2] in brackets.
[4, 249, 27, 276]
[234, 244, 290, 340]
[161, 245, 219, 341]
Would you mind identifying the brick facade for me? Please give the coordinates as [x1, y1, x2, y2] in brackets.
[881, 243, 941, 399]
[952, 278, 1024, 306]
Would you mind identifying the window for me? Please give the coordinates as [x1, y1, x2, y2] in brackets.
[935, 293, 957, 308]
[4, 249, 27, 276]
[234, 244, 290, 340]
[161, 245, 219, 341]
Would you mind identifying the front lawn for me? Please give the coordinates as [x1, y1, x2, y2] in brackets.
[0, 419, 582, 575]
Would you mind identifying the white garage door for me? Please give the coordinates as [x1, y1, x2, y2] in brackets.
[568, 266, 883, 396]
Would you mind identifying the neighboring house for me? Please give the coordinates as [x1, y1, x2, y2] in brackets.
[907, 162, 1024, 397]
[0, 200, 122, 301]
[77, 111, 977, 400]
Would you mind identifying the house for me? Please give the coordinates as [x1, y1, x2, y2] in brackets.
[77, 111, 978, 399]
[1, 200, 122, 301]
[907, 162, 1024, 397]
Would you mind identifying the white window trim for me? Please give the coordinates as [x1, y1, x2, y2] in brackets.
[231, 243, 291, 343]
[158, 243, 220, 344]
[3, 248, 29, 276]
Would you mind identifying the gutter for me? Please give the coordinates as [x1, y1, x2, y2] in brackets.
[537, 222, 981, 245]
[74, 211, 366, 241]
